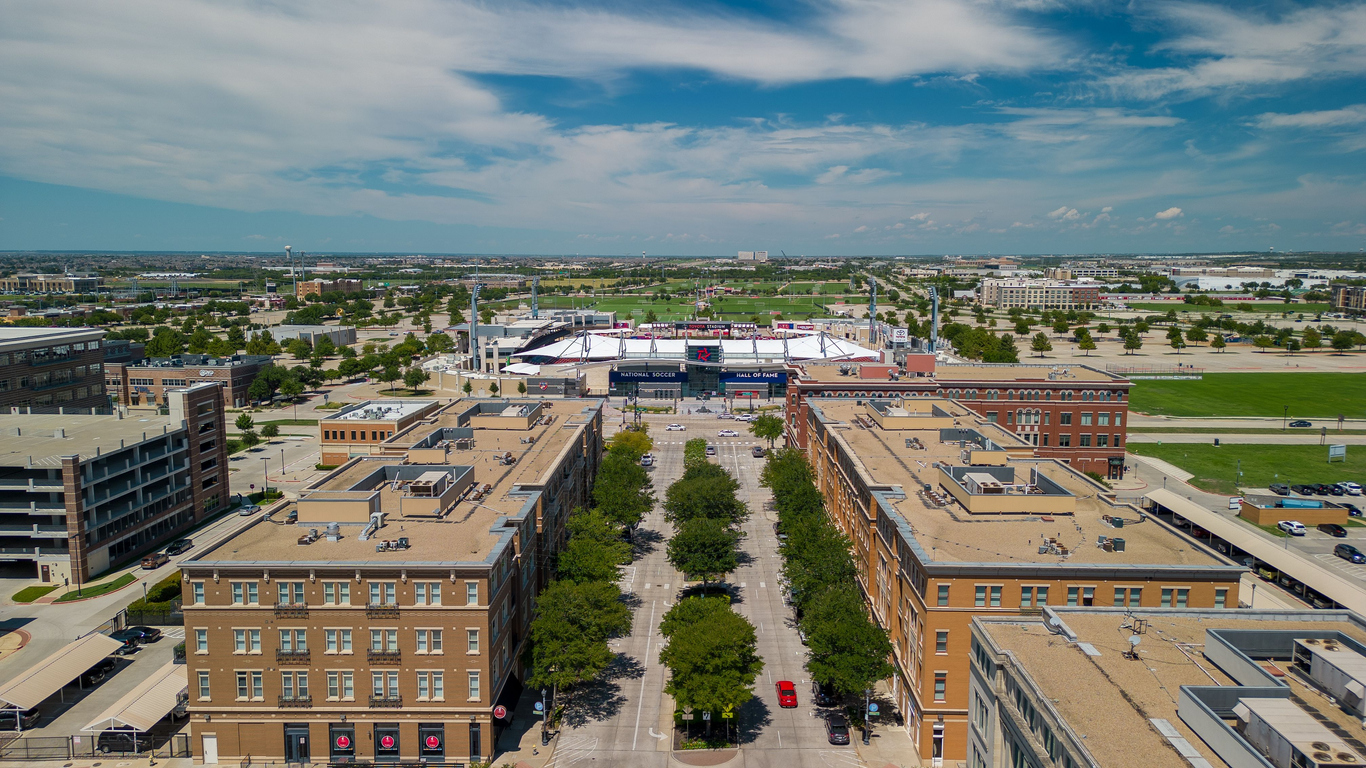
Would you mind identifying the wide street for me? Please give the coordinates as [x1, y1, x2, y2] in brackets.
[542, 408, 882, 768]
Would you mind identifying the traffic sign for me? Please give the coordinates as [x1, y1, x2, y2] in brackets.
[682, 706, 693, 714]
[702, 712, 711, 721]
[493, 705, 507, 720]
[868, 703, 879, 714]
[721, 711, 734, 719]
[534, 701, 544, 712]
[681, 713, 694, 721]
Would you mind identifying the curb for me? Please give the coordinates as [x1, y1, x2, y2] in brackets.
[42, 574, 142, 605]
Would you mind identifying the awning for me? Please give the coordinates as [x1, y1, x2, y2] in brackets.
[82, 661, 187, 733]
[0, 633, 123, 710]
[502, 362, 540, 375]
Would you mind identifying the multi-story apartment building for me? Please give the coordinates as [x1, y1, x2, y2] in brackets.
[0, 273, 102, 293]
[979, 279, 1100, 311]
[0, 383, 228, 583]
[106, 353, 272, 409]
[0, 327, 110, 413]
[970, 607, 1366, 768]
[296, 278, 366, 300]
[786, 362, 1132, 479]
[800, 397, 1244, 763]
[1331, 283, 1366, 316]
[181, 398, 603, 765]
[318, 400, 445, 467]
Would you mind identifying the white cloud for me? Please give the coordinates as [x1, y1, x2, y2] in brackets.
[1048, 206, 1081, 220]
[1254, 105, 1366, 129]
[1155, 207, 1184, 220]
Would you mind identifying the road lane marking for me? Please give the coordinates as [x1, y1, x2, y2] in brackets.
[631, 599, 658, 751]
[760, 581, 766, 588]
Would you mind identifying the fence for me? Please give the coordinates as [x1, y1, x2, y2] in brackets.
[124, 603, 184, 626]
[1104, 364, 1204, 380]
[0, 733, 190, 760]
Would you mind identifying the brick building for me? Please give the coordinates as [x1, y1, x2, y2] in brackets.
[978, 279, 1100, 311]
[0, 383, 228, 583]
[800, 398, 1243, 763]
[0, 273, 102, 293]
[106, 354, 273, 409]
[180, 398, 603, 765]
[318, 400, 445, 466]
[0, 327, 109, 413]
[296, 278, 366, 300]
[1332, 283, 1366, 316]
[786, 362, 1132, 479]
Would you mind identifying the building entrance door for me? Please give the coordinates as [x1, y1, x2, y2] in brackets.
[284, 725, 310, 763]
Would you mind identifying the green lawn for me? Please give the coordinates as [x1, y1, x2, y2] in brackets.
[1123, 302, 1332, 314]
[1127, 443, 1366, 495]
[10, 585, 58, 603]
[1129, 373, 1366, 418]
[53, 573, 137, 602]
[1129, 427, 1366, 435]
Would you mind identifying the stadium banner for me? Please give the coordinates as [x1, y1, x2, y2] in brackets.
[720, 371, 786, 383]
[609, 370, 687, 382]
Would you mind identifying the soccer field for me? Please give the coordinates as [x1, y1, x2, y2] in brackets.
[1128, 373, 1366, 418]
[1127, 443, 1366, 495]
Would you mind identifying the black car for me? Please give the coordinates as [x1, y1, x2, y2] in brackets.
[80, 657, 118, 686]
[1343, 502, 1362, 517]
[812, 681, 837, 706]
[1269, 483, 1291, 496]
[125, 626, 162, 643]
[164, 538, 193, 556]
[1291, 484, 1314, 495]
[97, 727, 149, 754]
[1315, 484, 1335, 496]
[1318, 523, 1348, 538]
[109, 629, 142, 653]
[1289, 420, 1313, 428]
[1336, 544, 1366, 563]
[0, 707, 40, 729]
[825, 714, 851, 745]
[1330, 485, 1347, 496]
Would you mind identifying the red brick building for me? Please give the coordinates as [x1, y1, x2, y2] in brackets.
[785, 361, 1132, 479]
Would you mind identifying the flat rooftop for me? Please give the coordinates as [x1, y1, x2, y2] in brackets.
[203, 399, 600, 565]
[933, 363, 1124, 383]
[0, 327, 104, 347]
[811, 399, 1218, 567]
[979, 612, 1366, 768]
[0, 412, 178, 468]
[326, 401, 437, 422]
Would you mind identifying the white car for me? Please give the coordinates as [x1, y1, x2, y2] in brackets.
[1277, 520, 1307, 536]
[640, 453, 654, 467]
[1342, 482, 1362, 496]
[665, 424, 687, 431]
[718, 429, 739, 437]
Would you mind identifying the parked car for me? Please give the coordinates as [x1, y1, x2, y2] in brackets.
[1318, 523, 1348, 538]
[1278, 520, 1307, 536]
[80, 657, 118, 687]
[0, 707, 41, 729]
[1291, 484, 1314, 495]
[1341, 482, 1363, 496]
[164, 538, 193, 556]
[1337, 544, 1366, 563]
[109, 630, 142, 654]
[718, 429, 739, 437]
[665, 423, 686, 431]
[1342, 502, 1362, 517]
[812, 681, 837, 706]
[140, 552, 169, 569]
[1269, 483, 1291, 496]
[1329, 484, 1347, 496]
[238, 503, 262, 516]
[825, 714, 851, 745]
[640, 453, 654, 467]
[751, 446, 766, 458]
[97, 727, 150, 754]
[776, 680, 798, 708]
[1289, 420, 1313, 428]
[705, 445, 716, 456]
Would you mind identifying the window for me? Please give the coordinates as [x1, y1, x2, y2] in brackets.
[417, 629, 443, 654]
[990, 586, 1001, 607]
[282, 671, 309, 700]
[278, 581, 305, 605]
[1098, 413, 1110, 426]
[468, 670, 481, 701]
[235, 671, 263, 700]
[936, 630, 949, 654]
[197, 671, 211, 700]
[325, 629, 352, 654]
[975, 585, 986, 607]
[1113, 433, 1122, 447]
[934, 672, 947, 702]
[233, 628, 261, 653]
[466, 581, 479, 605]
[973, 693, 990, 733]
[986, 412, 998, 423]
[415, 582, 441, 605]
[418, 671, 444, 701]
[1079, 434, 1092, 447]
[1113, 412, 1122, 427]
[1021, 586, 1048, 607]
[1060, 412, 1072, 425]
[371, 629, 399, 652]
[280, 629, 307, 652]
[1215, 588, 1228, 609]
[369, 581, 397, 606]
[1160, 587, 1189, 607]
[327, 671, 355, 701]
[1081, 413, 1092, 426]
[467, 629, 480, 654]
[323, 581, 350, 605]
[192, 582, 205, 604]
[1095, 434, 1108, 447]
[1058, 434, 1071, 447]
[230, 582, 258, 605]
[937, 584, 950, 606]
[194, 628, 208, 653]
[372, 671, 399, 698]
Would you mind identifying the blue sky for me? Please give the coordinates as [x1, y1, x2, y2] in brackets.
[2, 0, 1366, 255]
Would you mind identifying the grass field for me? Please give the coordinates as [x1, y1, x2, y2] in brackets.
[1123, 302, 1332, 314]
[1129, 373, 1366, 418]
[1128, 443, 1366, 495]
[1128, 427, 1366, 435]
[54, 573, 137, 602]
[494, 293, 852, 321]
[10, 585, 57, 603]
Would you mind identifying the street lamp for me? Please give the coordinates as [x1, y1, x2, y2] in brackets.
[261, 457, 270, 497]
[281, 447, 287, 485]
[1283, 405, 1288, 431]
[863, 689, 872, 745]
[541, 688, 549, 745]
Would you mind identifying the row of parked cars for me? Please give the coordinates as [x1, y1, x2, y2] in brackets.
[1269, 482, 1363, 498]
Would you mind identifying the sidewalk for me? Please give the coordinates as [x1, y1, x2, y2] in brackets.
[492, 685, 559, 768]
[856, 722, 920, 768]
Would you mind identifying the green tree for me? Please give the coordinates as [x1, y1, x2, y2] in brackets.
[145, 328, 186, 357]
[593, 452, 655, 529]
[1332, 330, 1355, 353]
[260, 424, 280, 440]
[404, 366, 430, 394]
[749, 414, 784, 448]
[1123, 331, 1142, 355]
[314, 335, 337, 358]
[1186, 327, 1208, 345]
[1013, 320, 1029, 336]
[660, 595, 731, 639]
[668, 517, 741, 584]
[286, 337, 313, 360]
[1253, 335, 1274, 352]
[1030, 332, 1052, 357]
[247, 376, 273, 403]
[801, 584, 895, 697]
[234, 414, 255, 432]
[378, 366, 401, 392]
[1052, 319, 1069, 335]
[525, 580, 632, 706]
[245, 330, 280, 356]
[1097, 322, 1110, 335]
[462, 379, 473, 395]
[557, 509, 630, 584]
[280, 377, 305, 401]
[1078, 337, 1096, 356]
[664, 464, 746, 528]
[608, 430, 654, 461]
[187, 327, 215, 354]
[1210, 334, 1227, 352]
[488, 381, 499, 396]
[1303, 327, 1322, 349]
[659, 606, 762, 718]
[225, 324, 247, 350]
[517, 380, 527, 396]
[239, 430, 260, 448]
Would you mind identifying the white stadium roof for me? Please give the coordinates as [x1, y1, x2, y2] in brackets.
[515, 332, 880, 364]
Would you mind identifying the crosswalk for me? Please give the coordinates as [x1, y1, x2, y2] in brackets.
[1313, 552, 1366, 580]
[545, 735, 598, 768]
[655, 441, 757, 445]
[818, 749, 867, 767]
[160, 627, 186, 640]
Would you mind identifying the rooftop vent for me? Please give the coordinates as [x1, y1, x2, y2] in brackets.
[325, 522, 341, 542]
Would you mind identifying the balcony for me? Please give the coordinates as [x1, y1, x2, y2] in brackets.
[368, 695, 402, 708]
[276, 649, 311, 665]
[274, 603, 309, 619]
[365, 603, 399, 619]
[367, 649, 401, 665]
[278, 696, 313, 708]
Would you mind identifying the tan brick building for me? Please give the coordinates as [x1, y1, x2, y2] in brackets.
[296, 278, 365, 300]
[180, 398, 603, 765]
[318, 400, 445, 466]
[106, 354, 272, 409]
[801, 398, 1244, 763]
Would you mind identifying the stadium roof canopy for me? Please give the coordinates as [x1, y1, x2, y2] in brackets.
[514, 331, 880, 365]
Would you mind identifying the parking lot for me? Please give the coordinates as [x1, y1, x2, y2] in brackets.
[1239, 484, 1366, 587]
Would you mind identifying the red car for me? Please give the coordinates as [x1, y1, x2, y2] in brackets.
[776, 680, 797, 708]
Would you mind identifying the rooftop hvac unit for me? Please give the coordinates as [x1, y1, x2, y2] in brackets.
[325, 522, 341, 542]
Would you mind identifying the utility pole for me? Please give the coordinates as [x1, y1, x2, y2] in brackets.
[869, 276, 877, 346]
[470, 284, 483, 373]
[285, 246, 295, 299]
[531, 276, 539, 320]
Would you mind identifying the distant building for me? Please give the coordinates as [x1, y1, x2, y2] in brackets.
[0, 273, 102, 294]
[0, 383, 228, 583]
[295, 278, 365, 300]
[979, 278, 1100, 311]
[1045, 265, 1118, 279]
[107, 354, 273, 409]
[318, 400, 445, 466]
[1331, 283, 1366, 316]
[737, 251, 769, 262]
[0, 327, 110, 413]
[260, 325, 358, 348]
